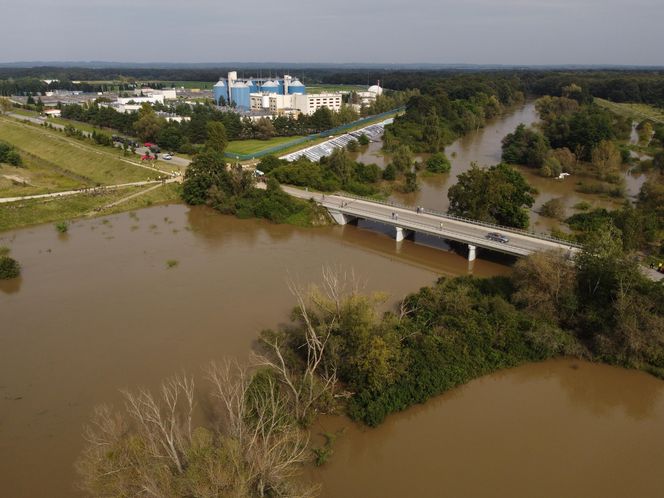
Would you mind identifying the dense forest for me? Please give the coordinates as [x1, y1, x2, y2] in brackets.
[2, 67, 664, 107]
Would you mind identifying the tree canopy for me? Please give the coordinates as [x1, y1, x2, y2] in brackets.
[447, 162, 536, 228]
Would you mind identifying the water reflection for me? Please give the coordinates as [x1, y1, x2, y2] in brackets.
[0, 275, 22, 294]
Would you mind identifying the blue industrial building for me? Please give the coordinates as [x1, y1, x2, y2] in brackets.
[213, 71, 306, 109]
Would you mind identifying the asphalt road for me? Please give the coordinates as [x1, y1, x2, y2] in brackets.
[282, 186, 580, 258]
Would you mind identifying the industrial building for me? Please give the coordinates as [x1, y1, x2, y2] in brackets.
[213, 71, 306, 110]
[248, 92, 343, 116]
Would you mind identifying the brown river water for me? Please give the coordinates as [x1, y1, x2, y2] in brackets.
[352, 102, 648, 233]
[1, 105, 661, 497]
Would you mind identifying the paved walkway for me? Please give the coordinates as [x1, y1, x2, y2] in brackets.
[0, 179, 177, 204]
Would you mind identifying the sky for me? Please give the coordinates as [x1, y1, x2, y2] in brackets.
[1, 0, 663, 66]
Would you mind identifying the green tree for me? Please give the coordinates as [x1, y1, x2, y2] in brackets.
[421, 110, 442, 152]
[181, 150, 228, 205]
[254, 118, 275, 140]
[401, 171, 419, 193]
[391, 145, 413, 173]
[448, 162, 535, 228]
[205, 121, 228, 153]
[326, 148, 354, 186]
[591, 140, 621, 181]
[133, 104, 164, 142]
[382, 163, 397, 181]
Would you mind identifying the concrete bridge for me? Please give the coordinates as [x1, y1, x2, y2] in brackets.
[282, 186, 582, 261]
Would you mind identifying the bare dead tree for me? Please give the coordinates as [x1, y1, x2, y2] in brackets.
[122, 373, 195, 474]
[254, 268, 345, 423]
[77, 374, 195, 498]
[207, 360, 314, 498]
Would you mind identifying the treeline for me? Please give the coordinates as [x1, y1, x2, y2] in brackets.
[0, 77, 139, 96]
[383, 75, 525, 152]
[60, 101, 363, 154]
[523, 71, 664, 107]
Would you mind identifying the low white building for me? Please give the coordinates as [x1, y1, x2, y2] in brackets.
[352, 84, 384, 111]
[117, 95, 165, 105]
[249, 92, 343, 116]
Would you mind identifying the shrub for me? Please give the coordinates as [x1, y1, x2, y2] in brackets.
[0, 141, 23, 166]
[166, 259, 179, 268]
[55, 221, 69, 233]
[358, 134, 370, 146]
[573, 201, 592, 210]
[346, 139, 359, 152]
[539, 198, 566, 219]
[425, 152, 451, 173]
[0, 256, 20, 279]
[382, 163, 397, 181]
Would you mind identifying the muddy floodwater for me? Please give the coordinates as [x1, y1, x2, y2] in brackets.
[310, 359, 664, 498]
[352, 102, 649, 233]
[0, 204, 506, 498]
[1, 104, 660, 498]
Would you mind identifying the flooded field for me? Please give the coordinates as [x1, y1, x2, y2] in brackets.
[310, 359, 664, 498]
[1, 103, 659, 497]
[0, 204, 505, 497]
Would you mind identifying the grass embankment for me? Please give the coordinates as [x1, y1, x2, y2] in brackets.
[0, 117, 156, 190]
[226, 136, 306, 156]
[595, 98, 664, 124]
[0, 183, 181, 232]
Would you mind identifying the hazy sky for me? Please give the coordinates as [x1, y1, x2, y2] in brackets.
[2, 0, 663, 65]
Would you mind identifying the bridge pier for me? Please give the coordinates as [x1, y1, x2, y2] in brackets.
[395, 226, 412, 242]
[467, 244, 477, 262]
[327, 209, 353, 225]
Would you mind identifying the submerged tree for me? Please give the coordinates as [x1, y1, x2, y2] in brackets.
[448, 162, 536, 228]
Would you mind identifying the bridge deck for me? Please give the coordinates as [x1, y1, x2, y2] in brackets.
[283, 186, 580, 258]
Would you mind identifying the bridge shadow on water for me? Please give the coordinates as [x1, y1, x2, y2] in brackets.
[353, 219, 518, 268]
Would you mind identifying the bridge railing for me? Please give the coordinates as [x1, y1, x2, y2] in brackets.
[335, 191, 583, 248]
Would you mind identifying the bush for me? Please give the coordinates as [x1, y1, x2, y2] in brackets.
[358, 134, 370, 146]
[0, 256, 20, 279]
[55, 221, 69, 233]
[0, 141, 23, 166]
[425, 152, 451, 173]
[346, 139, 359, 152]
[382, 163, 397, 181]
[539, 198, 566, 219]
[573, 201, 592, 210]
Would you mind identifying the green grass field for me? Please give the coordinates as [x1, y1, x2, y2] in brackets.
[10, 108, 40, 117]
[596, 98, 664, 124]
[47, 116, 99, 134]
[0, 117, 155, 188]
[307, 85, 366, 94]
[0, 183, 181, 232]
[226, 136, 306, 156]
